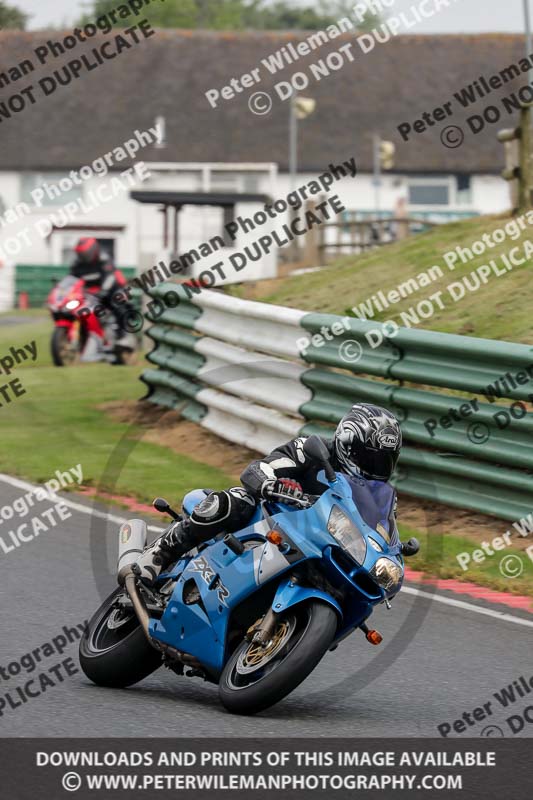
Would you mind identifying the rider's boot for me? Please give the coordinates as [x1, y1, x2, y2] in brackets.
[80, 333, 102, 362]
[136, 520, 198, 584]
[116, 332, 138, 349]
[115, 304, 139, 349]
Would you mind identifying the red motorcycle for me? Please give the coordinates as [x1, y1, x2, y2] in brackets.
[47, 276, 138, 367]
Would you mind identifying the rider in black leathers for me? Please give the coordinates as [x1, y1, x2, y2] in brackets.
[137, 403, 419, 584]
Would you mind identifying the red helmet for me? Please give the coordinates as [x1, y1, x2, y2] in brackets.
[75, 237, 100, 265]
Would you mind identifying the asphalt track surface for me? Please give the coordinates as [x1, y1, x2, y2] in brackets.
[1, 475, 532, 739]
[0, 314, 47, 326]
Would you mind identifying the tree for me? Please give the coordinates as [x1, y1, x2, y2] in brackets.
[317, 1, 381, 33]
[247, 1, 381, 31]
[0, 1, 28, 29]
[82, 0, 379, 31]
[83, 0, 252, 29]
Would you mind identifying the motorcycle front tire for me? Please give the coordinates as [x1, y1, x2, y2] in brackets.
[218, 600, 337, 715]
[51, 327, 74, 367]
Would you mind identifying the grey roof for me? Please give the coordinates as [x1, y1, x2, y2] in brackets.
[0, 29, 529, 174]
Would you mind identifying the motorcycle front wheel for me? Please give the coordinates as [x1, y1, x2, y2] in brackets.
[51, 326, 79, 367]
[218, 601, 337, 715]
[79, 588, 162, 688]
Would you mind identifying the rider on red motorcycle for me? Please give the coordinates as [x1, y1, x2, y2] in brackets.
[71, 237, 135, 345]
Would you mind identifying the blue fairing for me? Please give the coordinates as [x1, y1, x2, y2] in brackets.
[150, 473, 404, 676]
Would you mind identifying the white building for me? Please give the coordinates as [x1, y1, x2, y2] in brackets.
[0, 29, 519, 305]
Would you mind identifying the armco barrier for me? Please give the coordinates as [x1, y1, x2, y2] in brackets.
[141, 284, 533, 521]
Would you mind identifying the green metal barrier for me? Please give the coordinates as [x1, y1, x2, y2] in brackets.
[141, 289, 533, 522]
[301, 313, 533, 399]
[139, 368, 206, 422]
[15, 265, 138, 307]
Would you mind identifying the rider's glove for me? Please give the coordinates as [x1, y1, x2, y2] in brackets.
[262, 478, 304, 504]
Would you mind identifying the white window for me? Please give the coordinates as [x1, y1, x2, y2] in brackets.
[20, 173, 83, 208]
[210, 171, 243, 192]
[456, 174, 472, 205]
[209, 170, 263, 193]
[408, 175, 474, 211]
[408, 180, 451, 207]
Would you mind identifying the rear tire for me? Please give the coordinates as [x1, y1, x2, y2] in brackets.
[79, 588, 162, 688]
[218, 601, 337, 715]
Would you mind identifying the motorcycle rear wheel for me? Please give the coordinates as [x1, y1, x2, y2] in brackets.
[218, 601, 337, 715]
[79, 588, 162, 688]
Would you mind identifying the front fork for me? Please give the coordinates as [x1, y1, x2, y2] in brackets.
[248, 578, 343, 645]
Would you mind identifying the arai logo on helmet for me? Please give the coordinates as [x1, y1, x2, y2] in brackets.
[378, 432, 399, 448]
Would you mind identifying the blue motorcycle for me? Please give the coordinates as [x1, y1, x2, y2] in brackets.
[80, 437, 408, 714]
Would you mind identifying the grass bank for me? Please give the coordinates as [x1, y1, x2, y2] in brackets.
[0, 314, 233, 503]
[262, 212, 532, 343]
[400, 524, 532, 600]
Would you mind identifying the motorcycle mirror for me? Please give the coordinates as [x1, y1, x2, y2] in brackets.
[303, 435, 336, 482]
[401, 537, 420, 557]
[153, 497, 181, 521]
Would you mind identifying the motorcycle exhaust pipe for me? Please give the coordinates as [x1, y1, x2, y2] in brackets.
[117, 519, 147, 573]
[118, 566, 203, 669]
[118, 565, 153, 645]
[117, 519, 153, 645]
[117, 521, 203, 669]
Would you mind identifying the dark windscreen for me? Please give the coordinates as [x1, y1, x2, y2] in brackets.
[57, 275, 78, 290]
[346, 475, 399, 545]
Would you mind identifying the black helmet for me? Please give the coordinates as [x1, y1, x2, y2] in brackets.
[75, 237, 100, 265]
[334, 404, 402, 481]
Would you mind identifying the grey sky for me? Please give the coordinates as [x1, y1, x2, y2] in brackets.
[15, 0, 533, 33]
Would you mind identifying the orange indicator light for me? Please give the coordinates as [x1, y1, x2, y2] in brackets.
[266, 531, 283, 546]
[366, 629, 383, 645]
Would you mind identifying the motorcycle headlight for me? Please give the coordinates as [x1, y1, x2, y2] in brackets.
[66, 299, 80, 310]
[370, 557, 404, 591]
[327, 505, 366, 565]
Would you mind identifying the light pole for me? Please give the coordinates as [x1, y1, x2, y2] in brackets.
[289, 95, 298, 196]
[289, 94, 316, 193]
[288, 93, 316, 259]
[373, 133, 382, 217]
[373, 135, 396, 217]
[525, 0, 533, 95]
[523, 0, 533, 210]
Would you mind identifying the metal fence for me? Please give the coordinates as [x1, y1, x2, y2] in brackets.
[141, 284, 533, 522]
